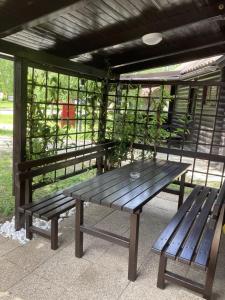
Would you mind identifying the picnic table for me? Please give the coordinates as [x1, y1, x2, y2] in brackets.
[64, 159, 190, 281]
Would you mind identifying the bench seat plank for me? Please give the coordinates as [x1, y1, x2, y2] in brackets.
[33, 196, 74, 218]
[152, 182, 225, 299]
[165, 188, 210, 259]
[41, 199, 76, 221]
[178, 188, 218, 264]
[19, 190, 63, 213]
[193, 218, 217, 269]
[212, 183, 225, 217]
[152, 186, 202, 254]
[25, 194, 67, 215]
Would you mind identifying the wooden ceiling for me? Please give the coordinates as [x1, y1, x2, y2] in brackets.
[0, 0, 225, 74]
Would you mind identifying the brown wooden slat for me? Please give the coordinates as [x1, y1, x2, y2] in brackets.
[132, 142, 225, 163]
[152, 186, 202, 254]
[164, 271, 204, 294]
[25, 194, 67, 215]
[0, 0, 83, 37]
[19, 150, 106, 179]
[212, 181, 225, 217]
[102, 162, 176, 209]
[193, 218, 217, 270]
[80, 225, 130, 248]
[41, 199, 76, 220]
[0, 39, 107, 79]
[67, 159, 155, 197]
[123, 164, 189, 213]
[30, 225, 51, 239]
[33, 196, 73, 218]
[165, 188, 210, 259]
[17, 142, 115, 171]
[178, 188, 218, 264]
[50, 1, 225, 58]
[78, 160, 165, 202]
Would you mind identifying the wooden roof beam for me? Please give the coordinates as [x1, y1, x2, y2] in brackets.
[106, 33, 225, 68]
[0, 39, 107, 79]
[49, 1, 225, 58]
[0, 0, 85, 38]
[113, 41, 225, 74]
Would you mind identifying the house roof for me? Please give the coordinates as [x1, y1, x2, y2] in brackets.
[0, 0, 225, 75]
[120, 55, 225, 80]
[178, 55, 222, 75]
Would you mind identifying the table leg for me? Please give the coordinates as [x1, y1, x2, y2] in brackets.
[75, 199, 83, 258]
[178, 173, 186, 210]
[157, 253, 167, 289]
[51, 216, 59, 250]
[128, 210, 140, 281]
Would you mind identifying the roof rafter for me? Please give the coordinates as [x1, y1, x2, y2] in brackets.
[49, 1, 225, 58]
[0, 0, 87, 38]
[0, 39, 107, 79]
[113, 41, 225, 74]
[106, 33, 225, 69]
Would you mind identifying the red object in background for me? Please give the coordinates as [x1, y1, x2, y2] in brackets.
[60, 103, 76, 128]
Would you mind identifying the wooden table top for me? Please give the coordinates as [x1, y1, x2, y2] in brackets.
[64, 159, 190, 213]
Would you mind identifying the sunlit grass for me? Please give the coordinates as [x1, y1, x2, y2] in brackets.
[0, 150, 14, 216]
[0, 114, 13, 124]
[0, 128, 13, 136]
[0, 100, 13, 110]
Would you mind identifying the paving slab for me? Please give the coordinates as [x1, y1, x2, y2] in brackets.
[0, 238, 20, 256]
[0, 258, 30, 292]
[0, 193, 224, 300]
[8, 273, 75, 300]
[33, 244, 91, 290]
[68, 263, 129, 300]
[5, 238, 56, 272]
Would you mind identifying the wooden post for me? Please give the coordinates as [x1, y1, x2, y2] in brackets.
[157, 254, 167, 289]
[13, 58, 28, 230]
[128, 210, 140, 281]
[75, 199, 84, 258]
[97, 78, 109, 174]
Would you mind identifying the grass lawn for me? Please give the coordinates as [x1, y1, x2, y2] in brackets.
[0, 128, 13, 136]
[0, 114, 13, 124]
[0, 150, 14, 217]
[0, 100, 13, 110]
[0, 147, 96, 220]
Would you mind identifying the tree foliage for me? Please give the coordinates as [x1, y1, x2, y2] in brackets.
[0, 58, 13, 98]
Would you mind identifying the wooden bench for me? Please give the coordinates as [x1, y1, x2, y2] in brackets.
[18, 191, 75, 250]
[152, 182, 225, 300]
[16, 142, 115, 250]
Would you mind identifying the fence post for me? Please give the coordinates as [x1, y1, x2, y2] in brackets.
[97, 78, 109, 174]
[13, 57, 28, 230]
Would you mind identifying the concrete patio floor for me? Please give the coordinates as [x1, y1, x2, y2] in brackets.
[0, 192, 224, 300]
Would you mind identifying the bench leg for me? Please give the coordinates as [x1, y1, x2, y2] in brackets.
[51, 217, 59, 250]
[178, 173, 186, 210]
[75, 199, 84, 258]
[157, 253, 167, 289]
[25, 214, 33, 240]
[128, 211, 140, 281]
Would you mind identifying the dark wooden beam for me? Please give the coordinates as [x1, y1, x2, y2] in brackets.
[112, 41, 225, 74]
[0, 0, 84, 38]
[49, 1, 225, 58]
[13, 57, 28, 230]
[91, 32, 225, 68]
[0, 39, 106, 79]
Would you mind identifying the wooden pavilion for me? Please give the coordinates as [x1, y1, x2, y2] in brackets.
[0, 2, 225, 298]
[0, 0, 224, 229]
